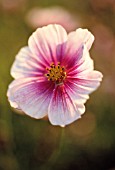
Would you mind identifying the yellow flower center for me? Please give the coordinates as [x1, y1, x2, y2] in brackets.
[45, 62, 66, 84]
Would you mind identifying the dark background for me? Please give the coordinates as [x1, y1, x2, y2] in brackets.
[0, 0, 115, 169]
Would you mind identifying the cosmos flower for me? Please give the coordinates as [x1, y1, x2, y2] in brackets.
[7, 24, 103, 127]
[25, 6, 80, 32]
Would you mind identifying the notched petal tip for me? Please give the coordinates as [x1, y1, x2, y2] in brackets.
[76, 28, 95, 50]
[99, 72, 103, 80]
[93, 70, 103, 82]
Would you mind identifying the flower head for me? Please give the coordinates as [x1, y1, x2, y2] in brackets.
[7, 24, 103, 127]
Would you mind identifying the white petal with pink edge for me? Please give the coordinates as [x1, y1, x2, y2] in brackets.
[7, 77, 54, 119]
[48, 85, 82, 126]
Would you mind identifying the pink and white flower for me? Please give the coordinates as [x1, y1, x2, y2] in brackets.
[7, 24, 103, 127]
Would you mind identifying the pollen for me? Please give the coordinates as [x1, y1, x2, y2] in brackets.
[45, 62, 66, 84]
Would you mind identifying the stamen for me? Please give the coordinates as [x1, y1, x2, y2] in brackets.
[45, 63, 66, 84]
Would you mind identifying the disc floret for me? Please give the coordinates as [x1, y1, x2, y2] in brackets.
[45, 62, 66, 84]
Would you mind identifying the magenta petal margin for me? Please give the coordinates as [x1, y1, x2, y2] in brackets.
[7, 24, 103, 127]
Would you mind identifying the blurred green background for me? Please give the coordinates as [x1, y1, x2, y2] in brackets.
[0, 0, 115, 170]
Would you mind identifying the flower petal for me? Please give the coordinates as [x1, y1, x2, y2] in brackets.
[48, 85, 82, 126]
[62, 29, 94, 70]
[65, 82, 89, 104]
[65, 70, 103, 104]
[75, 28, 95, 50]
[76, 103, 85, 115]
[11, 47, 46, 79]
[28, 24, 67, 64]
[67, 45, 94, 76]
[7, 77, 54, 118]
[62, 43, 84, 70]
